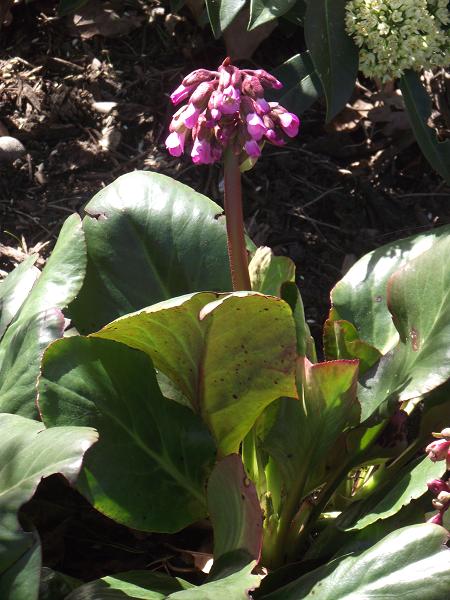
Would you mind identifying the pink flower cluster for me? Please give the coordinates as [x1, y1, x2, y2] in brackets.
[425, 429, 450, 526]
[165, 57, 299, 166]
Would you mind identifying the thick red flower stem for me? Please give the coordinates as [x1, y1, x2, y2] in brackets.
[223, 148, 251, 291]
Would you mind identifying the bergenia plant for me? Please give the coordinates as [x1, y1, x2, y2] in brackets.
[1, 61, 450, 599]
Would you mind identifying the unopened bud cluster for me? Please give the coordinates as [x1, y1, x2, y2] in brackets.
[165, 58, 299, 166]
[345, 0, 449, 82]
[425, 427, 450, 526]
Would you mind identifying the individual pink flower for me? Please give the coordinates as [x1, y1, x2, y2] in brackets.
[256, 97, 270, 114]
[218, 85, 241, 115]
[183, 104, 201, 129]
[265, 129, 286, 146]
[426, 439, 450, 462]
[246, 113, 266, 141]
[191, 137, 214, 164]
[279, 112, 300, 138]
[165, 131, 186, 157]
[170, 83, 195, 105]
[245, 140, 261, 158]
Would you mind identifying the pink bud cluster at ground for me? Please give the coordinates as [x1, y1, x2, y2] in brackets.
[165, 57, 299, 166]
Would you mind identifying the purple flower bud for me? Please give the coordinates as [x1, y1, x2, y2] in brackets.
[191, 137, 214, 164]
[183, 103, 202, 129]
[210, 108, 221, 121]
[190, 81, 216, 109]
[231, 68, 242, 87]
[246, 113, 266, 141]
[265, 129, 286, 146]
[218, 85, 241, 115]
[256, 97, 270, 114]
[278, 112, 300, 138]
[165, 131, 186, 157]
[182, 69, 215, 87]
[219, 69, 232, 89]
[242, 76, 264, 98]
[254, 69, 283, 89]
[426, 439, 450, 462]
[428, 479, 450, 496]
[245, 139, 261, 158]
[170, 83, 195, 105]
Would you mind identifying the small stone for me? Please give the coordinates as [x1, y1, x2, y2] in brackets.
[92, 101, 118, 114]
[0, 136, 26, 161]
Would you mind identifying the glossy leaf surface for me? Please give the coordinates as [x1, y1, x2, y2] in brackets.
[249, 246, 295, 297]
[0, 255, 39, 340]
[248, 0, 296, 29]
[168, 562, 261, 599]
[39, 336, 215, 532]
[264, 358, 359, 499]
[343, 457, 444, 531]
[267, 52, 322, 116]
[69, 172, 232, 334]
[0, 414, 97, 600]
[331, 225, 450, 354]
[67, 571, 193, 599]
[206, 0, 246, 37]
[93, 292, 297, 455]
[261, 524, 450, 599]
[359, 234, 450, 420]
[304, 0, 358, 120]
[400, 70, 450, 184]
[208, 454, 262, 562]
[0, 214, 86, 417]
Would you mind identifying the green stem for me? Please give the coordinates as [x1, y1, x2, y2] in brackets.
[223, 148, 251, 291]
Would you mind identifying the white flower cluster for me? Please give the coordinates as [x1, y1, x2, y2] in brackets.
[345, 0, 450, 81]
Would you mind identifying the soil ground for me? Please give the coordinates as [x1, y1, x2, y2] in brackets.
[1, 0, 450, 584]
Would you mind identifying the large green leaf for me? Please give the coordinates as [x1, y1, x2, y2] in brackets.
[341, 457, 444, 531]
[168, 562, 261, 599]
[261, 524, 450, 599]
[331, 225, 450, 355]
[304, 0, 358, 121]
[400, 70, 450, 184]
[0, 309, 65, 417]
[0, 255, 39, 340]
[66, 571, 193, 599]
[208, 454, 263, 562]
[0, 529, 41, 600]
[248, 0, 296, 30]
[0, 214, 86, 417]
[0, 413, 97, 600]
[206, 0, 246, 37]
[69, 172, 232, 335]
[264, 358, 359, 498]
[249, 246, 295, 297]
[93, 292, 298, 455]
[39, 336, 215, 532]
[68, 563, 260, 600]
[12, 214, 86, 325]
[267, 52, 322, 117]
[359, 234, 450, 420]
